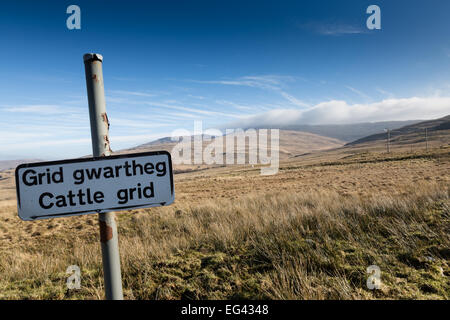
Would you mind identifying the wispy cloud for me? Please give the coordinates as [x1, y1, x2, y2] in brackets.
[215, 100, 263, 111]
[108, 90, 157, 97]
[1, 104, 82, 114]
[21, 75, 72, 83]
[110, 76, 137, 81]
[142, 100, 242, 118]
[0, 131, 53, 143]
[317, 24, 366, 35]
[0, 137, 91, 149]
[189, 75, 295, 90]
[300, 21, 367, 36]
[280, 92, 310, 107]
[111, 118, 175, 128]
[376, 87, 395, 98]
[345, 86, 371, 101]
[190, 75, 309, 108]
[187, 94, 206, 100]
[106, 90, 242, 119]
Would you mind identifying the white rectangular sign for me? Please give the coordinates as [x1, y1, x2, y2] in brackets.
[15, 151, 174, 221]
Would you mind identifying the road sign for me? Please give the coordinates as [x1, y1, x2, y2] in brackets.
[15, 151, 174, 221]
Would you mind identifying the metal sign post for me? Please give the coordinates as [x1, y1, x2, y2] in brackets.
[83, 53, 123, 300]
[14, 53, 175, 300]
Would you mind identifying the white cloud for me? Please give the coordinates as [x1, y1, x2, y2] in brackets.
[1, 105, 78, 114]
[227, 96, 450, 127]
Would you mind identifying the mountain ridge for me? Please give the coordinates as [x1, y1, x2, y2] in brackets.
[346, 115, 450, 146]
[249, 120, 422, 142]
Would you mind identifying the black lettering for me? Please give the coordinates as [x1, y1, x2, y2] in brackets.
[137, 183, 142, 198]
[46, 169, 51, 184]
[117, 189, 128, 204]
[39, 192, 54, 209]
[67, 190, 76, 206]
[55, 195, 67, 207]
[86, 188, 93, 204]
[73, 169, 84, 184]
[144, 162, 154, 174]
[155, 162, 167, 176]
[129, 187, 136, 200]
[38, 172, 46, 184]
[77, 189, 86, 205]
[124, 161, 132, 176]
[132, 160, 143, 175]
[115, 165, 122, 177]
[22, 169, 37, 186]
[94, 191, 104, 203]
[86, 167, 102, 180]
[52, 167, 64, 184]
[143, 182, 154, 198]
[103, 166, 114, 178]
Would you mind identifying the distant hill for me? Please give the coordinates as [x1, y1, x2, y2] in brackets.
[137, 134, 216, 149]
[122, 130, 345, 162]
[138, 136, 175, 147]
[253, 120, 421, 142]
[0, 159, 42, 171]
[346, 115, 450, 146]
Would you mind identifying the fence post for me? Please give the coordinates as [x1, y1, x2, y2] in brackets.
[83, 53, 124, 300]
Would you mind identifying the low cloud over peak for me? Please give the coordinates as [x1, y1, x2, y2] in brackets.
[227, 96, 450, 128]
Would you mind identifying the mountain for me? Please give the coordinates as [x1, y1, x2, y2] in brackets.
[123, 130, 345, 161]
[253, 120, 421, 142]
[137, 134, 216, 148]
[138, 136, 175, 147]
[346, 115, 450, 146]
[0, 159, 42, 171]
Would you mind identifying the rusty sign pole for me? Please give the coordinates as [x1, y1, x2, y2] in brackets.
[83, 53, 124, 300]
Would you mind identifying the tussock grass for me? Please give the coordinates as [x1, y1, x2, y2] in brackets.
[1, 182, 448, 299]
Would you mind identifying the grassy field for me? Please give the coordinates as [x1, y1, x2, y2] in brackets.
[0, 147, 448, 299]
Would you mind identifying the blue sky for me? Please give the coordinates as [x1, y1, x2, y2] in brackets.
[0, 0, 449, 160]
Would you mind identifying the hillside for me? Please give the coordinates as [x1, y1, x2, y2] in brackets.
[254, 120, 421, 142]
[346, 115, 450, 147]
[123, 130, 345, 161]
[0, 159, 42, 172]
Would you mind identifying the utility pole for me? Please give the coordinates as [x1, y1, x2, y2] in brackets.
[83, 53, 124, 300]
[385, 128, 390, 153]
[425, 128, 428, 151]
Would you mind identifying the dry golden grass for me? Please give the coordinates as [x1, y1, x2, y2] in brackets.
[0, 147, 448, 299]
